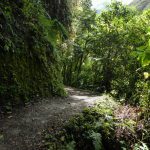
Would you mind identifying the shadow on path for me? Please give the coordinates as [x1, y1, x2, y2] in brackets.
[0, 87, 104, 150]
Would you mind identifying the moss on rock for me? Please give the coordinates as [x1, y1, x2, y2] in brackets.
[0, 0, 66, 110]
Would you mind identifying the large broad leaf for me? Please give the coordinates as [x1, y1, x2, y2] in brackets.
[134, 38, 150, 67]
[38, 14, 68, 48]
[142, 51, 150, 67]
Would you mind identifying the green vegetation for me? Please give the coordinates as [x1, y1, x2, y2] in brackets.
[60, 0, 150, 149]
[44, 97, 118, 150]
[0, 0, 150, 149]
[62, 0, 150, 116]
[0, 0, 67, 111]
[43, 97, 149, 150]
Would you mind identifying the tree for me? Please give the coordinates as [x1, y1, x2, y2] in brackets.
[62, 0, 96, 86]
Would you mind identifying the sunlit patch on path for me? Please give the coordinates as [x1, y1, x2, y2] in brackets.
[0, 87, 108, 150]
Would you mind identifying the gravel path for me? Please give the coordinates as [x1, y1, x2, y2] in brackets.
[0, 87, 104, 150]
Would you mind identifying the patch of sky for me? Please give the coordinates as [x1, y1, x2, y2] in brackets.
[92, 0, 133, 12]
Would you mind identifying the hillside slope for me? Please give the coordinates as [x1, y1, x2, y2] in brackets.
[130, 0, 150, 10]
[0, 0, 67, 111]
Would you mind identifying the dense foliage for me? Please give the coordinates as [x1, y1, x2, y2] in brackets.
[62, 1, 150, 108]
[0, 0, 150, 149]
[0, 0, 68, 111]
[42, 0, 71, 28]
[59, 1, 150, 149]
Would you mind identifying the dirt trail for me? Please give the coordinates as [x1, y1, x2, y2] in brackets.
[0, 87, 106, 150]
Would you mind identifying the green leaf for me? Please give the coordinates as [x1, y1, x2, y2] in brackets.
[142, 51, 150, 66]
[89, 131, 104, 150]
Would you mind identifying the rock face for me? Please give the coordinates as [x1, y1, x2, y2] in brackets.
[43, 0, 71, 27]
[0, 0, 66, 110]
[130, 0, 150, 10]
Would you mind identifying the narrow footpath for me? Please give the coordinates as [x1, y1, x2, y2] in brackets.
[0, 87, 107, 150]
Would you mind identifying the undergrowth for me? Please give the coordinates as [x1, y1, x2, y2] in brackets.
[43, 96, 149, 150]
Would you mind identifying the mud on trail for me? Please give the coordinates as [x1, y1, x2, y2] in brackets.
[0, 87, 105, 150]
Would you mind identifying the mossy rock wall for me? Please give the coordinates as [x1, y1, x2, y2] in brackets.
[43, 0, 71, 27]
[0, 0, 65, 110]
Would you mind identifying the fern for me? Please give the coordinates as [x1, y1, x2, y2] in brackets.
[65, 141, 76, 150]
[89, 131, 104, 150]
